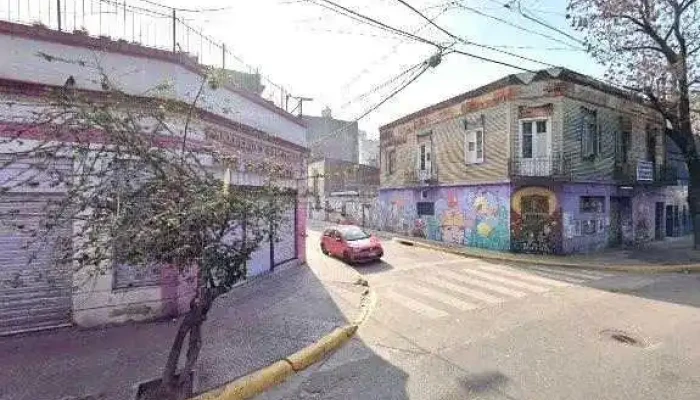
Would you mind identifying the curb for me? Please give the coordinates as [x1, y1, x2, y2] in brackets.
[394, 238, 700, 273]
[189, 283, 374, 400]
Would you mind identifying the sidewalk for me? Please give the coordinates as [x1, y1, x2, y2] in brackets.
[0, 259, 365, 400]
[306, 218, 700, 272]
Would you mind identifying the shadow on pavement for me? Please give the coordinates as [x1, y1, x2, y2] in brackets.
[0, 262, 410, 400]
[491, 257, 700, 309]
[354, 259, 394, 274]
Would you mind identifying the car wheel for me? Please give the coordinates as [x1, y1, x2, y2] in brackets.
[321, 244, 328, 255]
[343, 250, 352, 263]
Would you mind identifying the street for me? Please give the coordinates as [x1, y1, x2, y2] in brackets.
[262, 228, 700, 400]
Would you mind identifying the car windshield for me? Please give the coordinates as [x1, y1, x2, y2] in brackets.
[339, 226, 370, 241]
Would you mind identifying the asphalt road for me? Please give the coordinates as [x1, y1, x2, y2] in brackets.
[261, 228, 700, 400]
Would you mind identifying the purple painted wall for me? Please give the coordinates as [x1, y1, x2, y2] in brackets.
[560, 183, 668, 253]
[378, 184, 511, 251]
[560, 184, 616, 254]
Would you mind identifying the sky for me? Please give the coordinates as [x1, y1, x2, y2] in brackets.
[1, 0, 606, 140]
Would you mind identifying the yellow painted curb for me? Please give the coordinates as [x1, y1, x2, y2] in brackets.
[395, 238, 700, 273]
[189, 285, 374, 400]
[286, 325, 355, 372]
[190, 360, 294, 400]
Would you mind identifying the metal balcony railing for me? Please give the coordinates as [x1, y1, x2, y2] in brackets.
[509, 154, 571, 180]
[404, 168, 439, 185]
[613, 161, 681, 186]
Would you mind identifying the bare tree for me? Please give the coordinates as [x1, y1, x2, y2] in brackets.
[568, 0, 700, 245]
[0, 70, 295, 399]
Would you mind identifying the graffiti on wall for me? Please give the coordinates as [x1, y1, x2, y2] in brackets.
[511, 187, 562, 254]
[634, 195, 653, 243]
[376, 186, 511, 251]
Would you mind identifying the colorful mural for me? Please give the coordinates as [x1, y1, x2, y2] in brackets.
[510, 187, 562, 254]
[377, 185, 511, 251]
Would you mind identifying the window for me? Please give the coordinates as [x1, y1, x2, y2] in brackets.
[521, 195, 549, 214]
[521, 121, 533, 159]
[581, 109, 599, 160]
[465, 129, 484, 164]
[420, 144, 426, 170]
[418, 143, 431, 171]
[647, 128, 657, 162]
[580, 196, 605, 213]
[417, 201, 435, 216]
[386, 150, 396, 175]
[582, 219, 598, 235]
[617, 131, 630, 163]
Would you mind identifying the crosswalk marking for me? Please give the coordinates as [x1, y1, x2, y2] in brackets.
[436, 269, 528, 298]
[476, 265, 571, 288]
[423, 276, 504, 304]
[528, 266, 610, 280]
[457, 268, 552, 292]
[383, 289, 449, 319]
[522, 269, 586, 283]
[400, 283, 478, 311]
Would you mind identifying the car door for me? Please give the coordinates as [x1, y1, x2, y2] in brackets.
[322, 229, 333, 253]
[329, 230, 344, 256]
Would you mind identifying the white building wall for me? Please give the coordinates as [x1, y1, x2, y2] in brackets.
[0, 25, 308, 329]
[0, 31, 306, 147]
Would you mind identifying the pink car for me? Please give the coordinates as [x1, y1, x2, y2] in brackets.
[320, 225, 383, 263]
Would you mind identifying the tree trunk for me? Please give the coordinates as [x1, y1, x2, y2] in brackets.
[688, 170, 700, 249]
[160, 309, 195, 398]
[158, 285, 215, 400]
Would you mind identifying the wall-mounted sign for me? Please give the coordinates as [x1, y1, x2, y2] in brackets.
[637, 160, 654, 181]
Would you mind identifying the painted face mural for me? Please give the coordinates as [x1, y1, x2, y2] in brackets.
[510, 187, 562, 254]
[440, 191, 465, 244]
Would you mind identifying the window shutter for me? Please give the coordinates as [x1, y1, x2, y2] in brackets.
[475, 130, 484, 163]
[465, 131, 475, 164]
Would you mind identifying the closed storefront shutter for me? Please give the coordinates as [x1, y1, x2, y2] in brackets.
[274, 198, 297, 266]
[0, 193, 73, 335]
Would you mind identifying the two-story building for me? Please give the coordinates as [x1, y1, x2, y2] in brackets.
[0, 21, 308, 335]
[378, 67, 688, 254]
[308, 157, 380, 225]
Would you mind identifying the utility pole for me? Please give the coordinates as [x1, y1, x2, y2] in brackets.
[57, 0, 62, 31]
[172, 9, 177, 53]
[222, 44, 226, 69]
[287, 95, 313, 117]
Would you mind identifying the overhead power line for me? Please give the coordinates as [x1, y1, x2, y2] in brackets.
[504, 0, 585, 46]
[335, 4, 454, 100]
[132, 0, 232, 13]
[304, 0, 536, 72]
[339, 61, 427, 110]
[454, 2, 585, 50]
[308, 54, 439, 147]
[304, 0, 444, 48]
[393, 0, 557, 68]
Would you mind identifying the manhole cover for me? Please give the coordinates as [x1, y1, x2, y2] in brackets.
[600, 329, 646, 347]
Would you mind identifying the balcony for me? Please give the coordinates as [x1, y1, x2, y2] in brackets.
[509, 153, 571, 181]
[613, 161, 682, 186]
[404, 168, 439, 186]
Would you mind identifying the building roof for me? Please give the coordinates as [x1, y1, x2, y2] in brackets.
[380, 67, 647, 131]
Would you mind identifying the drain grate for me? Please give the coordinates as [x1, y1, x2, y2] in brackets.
[600, 329, 646, 347]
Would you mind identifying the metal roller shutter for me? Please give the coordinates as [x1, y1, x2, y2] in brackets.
[273, 198, 297, 266]
[0, 193, 73, 335]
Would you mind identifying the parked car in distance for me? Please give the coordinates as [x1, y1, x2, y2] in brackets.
[320, 225, 383, 263]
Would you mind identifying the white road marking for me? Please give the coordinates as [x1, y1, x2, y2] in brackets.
[456, 268, 553, 292]
[383, 289, 449, 319]
[436, 269, 528, 298]
[524, 268, 588, 283]
[476, 265, 571, 288]
[530, 266, 612, 280]
[400, 283, 478, 311]
[423, 276, 504, 304]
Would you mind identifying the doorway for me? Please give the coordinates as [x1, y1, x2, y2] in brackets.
[655, 202, 665, 240]
[609, 197, 631, 246]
